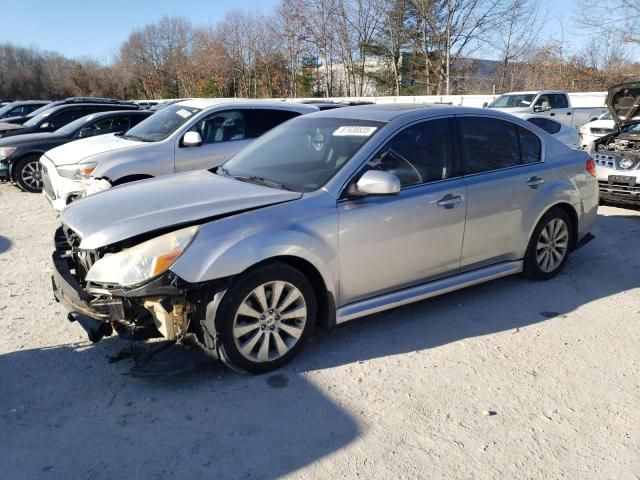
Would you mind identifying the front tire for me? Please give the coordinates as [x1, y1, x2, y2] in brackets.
[216, 262, 317, 374]
[523, 207, 573, 280]
[14, 156, 43, 193]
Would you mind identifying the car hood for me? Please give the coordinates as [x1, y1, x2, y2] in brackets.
[46, 133, 143, 166]
[0, 121, 25, 132]
[606, 81, 640, 126]
[0, 115, 28, 125]
[61, 170, 303, 250]
[0, 132, 65, 146]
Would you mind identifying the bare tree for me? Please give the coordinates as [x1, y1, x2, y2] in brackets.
[494, 0, 541, 91]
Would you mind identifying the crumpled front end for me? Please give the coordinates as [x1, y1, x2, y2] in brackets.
[51, 225, 221, 348]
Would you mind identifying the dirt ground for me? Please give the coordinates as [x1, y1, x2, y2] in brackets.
[0, 182, 638, 480]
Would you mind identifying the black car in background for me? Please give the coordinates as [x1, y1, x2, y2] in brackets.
[0, 100, 50, 121]
[0, 110, 152, 192]
[0, 97, 136, 134]
[0, 100, 139, 138]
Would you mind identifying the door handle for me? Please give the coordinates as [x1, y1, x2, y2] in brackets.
[526, 176, 545, 188]
[436, 193, 464, 208]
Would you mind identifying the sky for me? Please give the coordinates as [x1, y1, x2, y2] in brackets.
[0, 0, 589, 62]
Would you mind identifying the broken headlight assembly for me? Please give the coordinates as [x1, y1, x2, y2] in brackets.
[56, 161, 99, 180]
[86, 225, 199, 287]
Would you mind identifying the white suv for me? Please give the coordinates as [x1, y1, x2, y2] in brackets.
[41, 99, 318, 211]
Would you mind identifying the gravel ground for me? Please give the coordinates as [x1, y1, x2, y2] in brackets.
[0, 182, 639, 480]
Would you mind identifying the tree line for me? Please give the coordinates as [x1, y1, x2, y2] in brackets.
[1, 0, 638, 101]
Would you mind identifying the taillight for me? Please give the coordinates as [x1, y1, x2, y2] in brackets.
[585, 158, 596, 177]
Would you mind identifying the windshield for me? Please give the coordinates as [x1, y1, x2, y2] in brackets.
[121, 104, 200, 142]
[489, 94, 536, 108]
[22, 109, 54, 127]
[0, 103, 20, 117]
[218, 117, 385, 193]
[55, 114, 96, 135]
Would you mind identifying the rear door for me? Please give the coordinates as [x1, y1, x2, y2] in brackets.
[175, 108, 252, 172]
[457, 115, 546, 269]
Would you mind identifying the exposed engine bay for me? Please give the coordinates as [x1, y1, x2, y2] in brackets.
[596, 135, 640, 159]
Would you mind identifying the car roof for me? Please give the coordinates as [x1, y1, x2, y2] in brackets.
[79, 109, 151, 119]
[38, 103, 139, 114]
[306, 103, 481, 122]
[7, 100, 50, 105]
[177, 98, 318, 113]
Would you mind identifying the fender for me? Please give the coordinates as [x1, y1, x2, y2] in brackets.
[170, 195, 340, 302]
[521, 176, 582, 257]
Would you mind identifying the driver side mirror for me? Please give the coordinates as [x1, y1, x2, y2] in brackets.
[482, 101, 488, 108]
[40, 122, 50, 129]
[183, 131, 202, 147]
[350, 170, 401, 196]
[534, 103, 550, 113]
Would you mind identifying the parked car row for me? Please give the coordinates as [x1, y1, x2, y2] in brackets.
[40, 97, 602, 374]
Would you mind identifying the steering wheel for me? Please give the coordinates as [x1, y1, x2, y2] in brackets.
[384, 148, 423, 184]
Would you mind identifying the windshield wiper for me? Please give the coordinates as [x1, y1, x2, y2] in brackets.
[120, 134, 151, 142]
[233, 175, 293, 191]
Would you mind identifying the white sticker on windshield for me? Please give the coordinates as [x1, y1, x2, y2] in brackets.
[333, 126, 377, 137]
[176, 109, 193, 118]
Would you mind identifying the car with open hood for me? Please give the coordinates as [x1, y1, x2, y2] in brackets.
[50, 104, 598, 374]
[0, 110, 152, 192]
[591, 81, 640, 207]
[40, 99, 318, 211]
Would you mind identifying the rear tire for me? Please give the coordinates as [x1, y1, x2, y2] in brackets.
[523, 207, 573, 280]
[14, 156, 43, 193]
[216, 262, 316, 374]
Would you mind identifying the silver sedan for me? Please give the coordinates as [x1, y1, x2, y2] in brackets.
[51, 104, 599, 374]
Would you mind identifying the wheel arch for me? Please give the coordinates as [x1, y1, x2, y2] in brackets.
[530, 201, 579, 251]
[248, 255, 336, 331]
[9, 151, 44, 181]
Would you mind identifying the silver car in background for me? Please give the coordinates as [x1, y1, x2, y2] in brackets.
[51, 104, 598, 374]
[40, 99, 318, 210]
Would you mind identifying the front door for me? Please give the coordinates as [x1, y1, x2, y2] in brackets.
[175, 108, 253, 173]
[338, 118, 467, 305]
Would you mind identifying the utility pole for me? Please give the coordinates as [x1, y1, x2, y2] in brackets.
[445, 0, 451, 96]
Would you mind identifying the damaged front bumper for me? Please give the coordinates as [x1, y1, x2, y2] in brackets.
[51, 227, 227, 352]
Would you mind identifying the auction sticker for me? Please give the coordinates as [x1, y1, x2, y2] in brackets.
[333, 126, 377, 137]
[176, 109, 193, 118]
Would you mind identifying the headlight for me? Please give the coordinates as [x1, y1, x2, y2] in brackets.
[0, 147, 16, 160]
[56, 162, 98, 179]
[85, 225, 199, 286]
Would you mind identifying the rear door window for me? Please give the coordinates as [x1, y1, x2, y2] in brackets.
[247, 109, 301, 137]
[550, 94, 569, 109]
[459, 117, 541, 174]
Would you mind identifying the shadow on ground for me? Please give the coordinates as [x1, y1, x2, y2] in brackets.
[0, 235, 11, 254]
[1, 210, 639, 479]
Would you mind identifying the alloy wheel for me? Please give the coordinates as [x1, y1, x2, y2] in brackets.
[535, 218, 569, 273]
[21, 160, 43, 190]
[232, 281, 307, 363]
